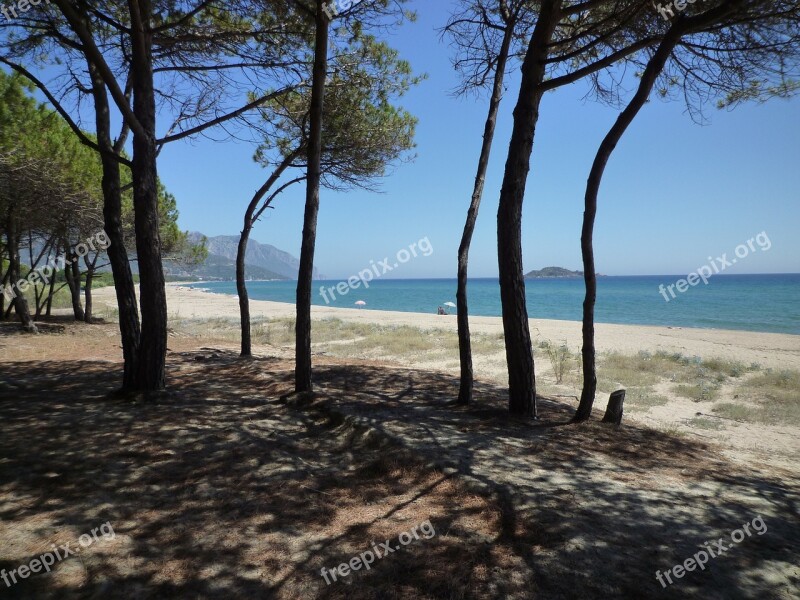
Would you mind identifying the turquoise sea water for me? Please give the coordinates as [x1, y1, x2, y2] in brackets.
[188, 274, 800, 335]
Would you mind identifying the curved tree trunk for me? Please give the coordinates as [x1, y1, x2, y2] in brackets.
[45, 255, 56, 317]
[83, 254, 98, 323]
[64, 249, 85, 321]
[238, 153, 300, 357]
[295, 0, 329, 394]
[34, 241, 56, 319]
[5, 217, 36, 332]
[456, 24, 514, 406]
[573, 28, 684, 422]
[0, 260, 8, 319]
[496, 0, 561, 417]
[130, 0, 168, 392]
[29, 233, 44, 319]
[89, 62, 141, 390]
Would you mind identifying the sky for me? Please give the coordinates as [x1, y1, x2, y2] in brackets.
[152, 1, 799, 279]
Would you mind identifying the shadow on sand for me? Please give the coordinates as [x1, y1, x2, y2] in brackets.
[0, 351, 797, 599]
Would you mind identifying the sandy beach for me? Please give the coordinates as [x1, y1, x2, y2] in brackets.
[95, 283, 800, 372]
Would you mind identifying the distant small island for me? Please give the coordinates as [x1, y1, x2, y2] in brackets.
[524, 267, 583, 279]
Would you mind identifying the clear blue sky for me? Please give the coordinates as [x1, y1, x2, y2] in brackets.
[154, 0, 800, 279]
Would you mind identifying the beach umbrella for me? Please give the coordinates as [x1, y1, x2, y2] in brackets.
[444, 302, 456, 308]
[355, 300, 366, 308]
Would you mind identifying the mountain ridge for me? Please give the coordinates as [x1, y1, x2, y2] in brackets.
[189, 231, 320, 280]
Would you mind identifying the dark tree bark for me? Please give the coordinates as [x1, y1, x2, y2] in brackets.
[2, 269, 12, 321]
[64, 248, 85, 321]
[496, 0, 561, 417]
[45, 248, 57, 317]
[83, 275, 93, 322]
[295, 0, 329, 394]
[602, 389, 625, 425]
[89, 61, 141, 389]
[29, 232, 44, 318]
[573, 27, 684, 422]
[456, 23, 514, 406]
[83, 253, 99, 323]
[238, 154, 300, 357]
[0, 257, 8, 318]
[129, 0, 168, 391]
[33, 240, 54, 320]
[5, 217, 36, 332]
[237, 228, 253, 356]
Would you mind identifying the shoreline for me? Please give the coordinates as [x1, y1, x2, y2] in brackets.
[92, 283, 800, 371]
[181, 279, 800, 337]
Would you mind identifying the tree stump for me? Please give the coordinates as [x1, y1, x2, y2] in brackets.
[602, 389, 625, 425]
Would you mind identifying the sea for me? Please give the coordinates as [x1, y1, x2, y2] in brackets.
[188, 274, 800, 335]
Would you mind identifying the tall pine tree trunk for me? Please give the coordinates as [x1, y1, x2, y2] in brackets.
[237, 227, 253, 356]
[457, 25, 513, 406]
[496, 0, 561, 417]
[90, 62, 141, 390]
[574, 27, 684, 421]
[295, 0, 329, 394]
[130, 0, 167, 392]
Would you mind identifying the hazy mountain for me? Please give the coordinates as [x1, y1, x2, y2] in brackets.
[187, 233, 321, 280]
[164, 252, 287, 281]
[20, 232, 309, 282]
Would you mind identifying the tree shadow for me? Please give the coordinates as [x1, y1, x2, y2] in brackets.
[0, 352, 543, 599]
[0, 352, 797, 599]
[308, 363, 800, 599]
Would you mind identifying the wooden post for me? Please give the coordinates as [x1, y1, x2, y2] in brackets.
[602, 389, 625, 425]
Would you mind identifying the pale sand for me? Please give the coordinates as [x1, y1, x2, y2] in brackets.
[94, 283, 800, 371]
